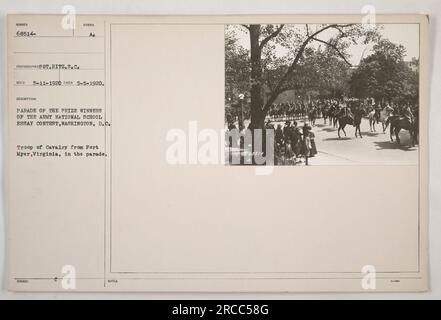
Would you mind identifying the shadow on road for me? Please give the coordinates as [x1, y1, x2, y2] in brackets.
[321, 128, 337, 132]
[322, 137, 352, 141]
[373, 140, 417, 151]
[364, 131, 383, 137]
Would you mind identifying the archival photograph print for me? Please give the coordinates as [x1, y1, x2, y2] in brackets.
[225, 23, 420, 165]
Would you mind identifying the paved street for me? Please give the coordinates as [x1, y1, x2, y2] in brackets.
[296, 117, 418, 165]
[226, 117, 418, 165]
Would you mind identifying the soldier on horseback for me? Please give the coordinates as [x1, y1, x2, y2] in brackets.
[338, 101, 354, 123]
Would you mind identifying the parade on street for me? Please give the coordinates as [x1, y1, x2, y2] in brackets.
[225, 23, 419, 166]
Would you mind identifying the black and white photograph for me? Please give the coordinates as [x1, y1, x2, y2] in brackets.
[225, 23, 420, 165]
[1, 7, 435, 298]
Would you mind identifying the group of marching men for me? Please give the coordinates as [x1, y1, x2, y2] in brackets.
[268, 99, 416, 124]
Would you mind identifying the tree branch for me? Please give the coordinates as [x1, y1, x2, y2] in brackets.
[241, 24, 250, 31]
[261, 23, 354, 114]
[311, 37, 353, 66]
[330, 25, 347, 36]
[259, 24, 285, 50]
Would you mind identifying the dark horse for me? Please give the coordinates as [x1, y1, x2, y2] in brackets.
[386, 115, 418, 146]
[353, 108, 366, 138]
[337, 115, 354, 138]
[322, 106, 330, 124]
[308, 108, 317, 126]
[330, 107, 340, 128]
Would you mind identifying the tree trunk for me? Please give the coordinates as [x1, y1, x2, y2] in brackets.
[249, 25, 265, 130]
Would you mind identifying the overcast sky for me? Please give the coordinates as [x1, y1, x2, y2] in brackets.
[350, 24, 419, 64]
[229, 23, 420, 65]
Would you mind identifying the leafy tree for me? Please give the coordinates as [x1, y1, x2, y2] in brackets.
[286, 46, 352, 99]
[225, 27, 251, 122]
[227, 23, 379, 129]
[349, 39, 419, 104]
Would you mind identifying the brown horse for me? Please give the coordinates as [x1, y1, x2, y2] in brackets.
[308, 108, 317, 126]
[332, 108, 340, 128]
[337, 115, 354, 138]
[386, 116, 417, 146]
[353, 108, 366, 138]
[322, 107, 330, 124]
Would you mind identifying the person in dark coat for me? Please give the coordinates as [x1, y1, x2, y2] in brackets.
[275, 124, 284, 145]
[302, 123, 312, 165]
[309, 131, 317, 157]
[283, 121, 292, 141]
